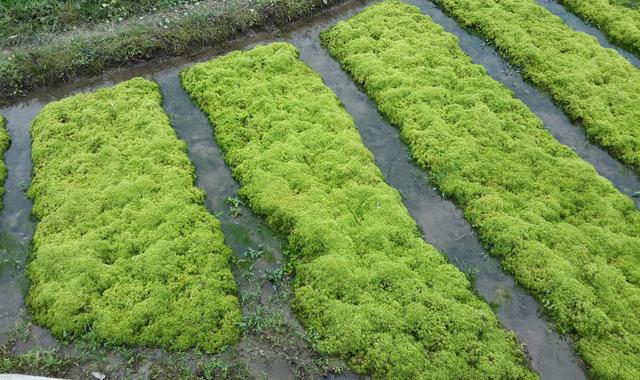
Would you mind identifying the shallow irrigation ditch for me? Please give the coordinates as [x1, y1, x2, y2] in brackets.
[0, 0, 638, 378]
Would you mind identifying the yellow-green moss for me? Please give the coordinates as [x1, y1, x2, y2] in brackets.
[27, 78, 240, 353]
[182, 42, 535, 379]
[0, 115, 8, 210]
[321, 1, 640, 378]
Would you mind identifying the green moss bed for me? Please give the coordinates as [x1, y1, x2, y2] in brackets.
[27, 78, 241, 353]
[321, 1, 640, 378]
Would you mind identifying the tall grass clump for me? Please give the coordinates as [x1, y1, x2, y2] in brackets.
[427, 0, 640, 174]
[557, 0, 640, 56]
[182, 42, 536, 379]
[27, 78, 240, 352]
[321, 1, 640, 378]
[0, 115, 8, 210]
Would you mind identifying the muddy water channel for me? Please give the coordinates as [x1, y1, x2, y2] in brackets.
[2, 0, 637, 378]
[0, 102, 38, 339]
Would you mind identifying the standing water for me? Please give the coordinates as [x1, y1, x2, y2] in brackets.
[0, 101, 40, 340]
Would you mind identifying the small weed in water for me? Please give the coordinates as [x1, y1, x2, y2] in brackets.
[236, 307, 282, 334]
[14, 319, 32, 342]
[233, 256, 255, 281]
[464, 268, 479, 288]
[265, 266, 286, 294]
[226, 196, 243, 218]
[239, 286, 261, 307]
[202, 358, 231, 379]
[242, 246, 264, 260]
[263, 249, 276, 263]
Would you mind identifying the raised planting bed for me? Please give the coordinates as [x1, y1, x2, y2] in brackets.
[321, 1, 640, 378]
[182, 42, 535, 379]
[27, 78, 240, 352]
[424, 0, 640, 175]
[557, 0, 640, 56]
[0, 115, 8, 210]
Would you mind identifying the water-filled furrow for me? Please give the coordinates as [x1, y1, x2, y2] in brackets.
[0, 101, 40, 341]
[289, 11, 588, 380]
[535, 0, 640, 67]
[408, 0, 640, 208]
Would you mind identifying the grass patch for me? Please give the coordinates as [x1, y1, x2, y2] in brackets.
[321, 1, 640, 378]
[557, 0, 640, 56]
[429, 0, 640, 175]
[0, 347, 71, 375]
[0, 0, 200, 43]
[0, 0, 343, 101]
[182, 42, 535, 379]
[27, 78, 240, 353]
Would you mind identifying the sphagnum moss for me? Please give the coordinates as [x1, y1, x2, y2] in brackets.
[557, 0, 640, 56]
[28, 78, 240, 353]
[182, 42, 535, 380]
[321, 1, 640, 378]
[429, 0, 640, 175]
[0, 115, 8, 210]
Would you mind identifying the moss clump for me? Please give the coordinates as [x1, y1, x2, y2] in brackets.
[181, 42, 535, 379]
[321, 1, 640, 378]
[0, 115, 8, 210]
[427, 0, 640, 174]
[557, 0, 640, 56]
[27, 78, 240, 353]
